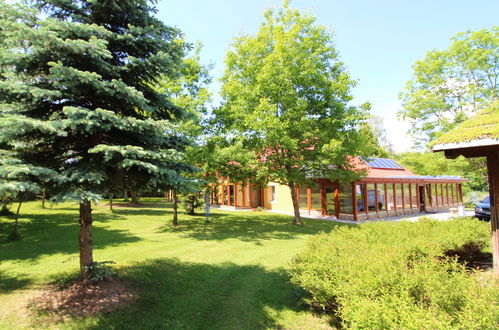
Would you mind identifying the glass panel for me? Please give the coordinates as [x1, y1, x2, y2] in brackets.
[339, 184, 353, 214]
[425, 185, 432, 207]
[378, 184, 386, 211]
[229, 185, 234, 206]
[387, 184, 395, 211]
[431, 184, 437, 206]
[311, 185, 321, 210]
[451, 184, 455, 204]
[412, 184, 418, 208]
[366, 183, 377, 214]
[299, 185, 308, 209]
[326, 186, 335, 215]
[404, 184, 411, 210]
[395, 184, 403, 210]
[356, 184, 365, 212]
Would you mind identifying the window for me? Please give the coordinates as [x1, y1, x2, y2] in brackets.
[298, 185, 308, 209]
[395, 184, 403, 210]
[339, 184, 353, 214]
[270, 186, 276, 203]
[378, 184, 386, 211]
[404, 184, 411, 210]
[311, 185, 321, 210]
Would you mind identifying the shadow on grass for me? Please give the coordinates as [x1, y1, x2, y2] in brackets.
[158, 212, 348, 243]
[60, 258, 307, 329]
[0, 211, 142, 262]
[0, 270, 33, 293]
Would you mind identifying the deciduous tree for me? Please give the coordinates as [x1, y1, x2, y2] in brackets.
[399, 27, 498, 145]
[216, 5, 369, 225]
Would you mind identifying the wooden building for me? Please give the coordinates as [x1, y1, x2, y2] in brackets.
[210, 157, 466, 221]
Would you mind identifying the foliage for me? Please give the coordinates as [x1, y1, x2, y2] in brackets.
[399, 27, 498, 145]
[180, 193, 204, 215]
[395, 152, 488, 193]
[216, 4, 370, 224]
[0, 0, 198, 280]
[0, 198, 346, 328]
[83, 261, 116, 283]
[290, 218, 497, 329]
[434, 101, 499, 144]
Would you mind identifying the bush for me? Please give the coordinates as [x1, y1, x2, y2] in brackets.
[181, 193, 204, 215]
[83, 261, 116, 282]
[290, 218, 498, 329]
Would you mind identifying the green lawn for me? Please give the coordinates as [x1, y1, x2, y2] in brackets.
[0, 198, 349, 329]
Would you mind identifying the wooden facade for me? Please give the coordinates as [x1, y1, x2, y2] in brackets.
[209, 175, 465, 221]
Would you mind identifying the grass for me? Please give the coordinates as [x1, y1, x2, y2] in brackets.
[0, 198, 349, 329]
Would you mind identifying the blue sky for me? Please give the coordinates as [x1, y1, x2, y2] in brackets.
[157, 0, 498, 152]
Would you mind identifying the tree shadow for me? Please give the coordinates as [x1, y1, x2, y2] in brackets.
[0, 211, 141, 262]
[158, 211, 349, 243]
[0, 270, 33, 293]
[46, 258, 309, 329]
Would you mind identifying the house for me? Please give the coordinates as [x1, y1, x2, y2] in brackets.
[209, 157, 466, 221]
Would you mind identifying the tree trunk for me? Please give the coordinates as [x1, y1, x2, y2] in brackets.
[41, 189, 46, 208]
[289, 182, 303, 225]
[79, 200, 94, 284]
[109, 193, 114, 213]
[172, 190, 179, 226]
[187, 195, 195, 215]
[130, 191, 139, 204]
[12, 194, 23, 238]
[123, 190, 129, 202]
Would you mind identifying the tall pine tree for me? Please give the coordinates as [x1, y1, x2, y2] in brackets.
[0, 1, 194, 282]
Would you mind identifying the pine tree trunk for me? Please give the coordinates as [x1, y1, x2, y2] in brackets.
[172, 190, 179, 226]
[12, 194, 23, 238]
[109, 193, 114, 213]
[124, 190, 129, 202]
[289, 182, 303, 225]
[41, 189, 46, 209]
[130, 191, 139, 204]
[79, 200, 94, 284]
[187, 195, 195, 215]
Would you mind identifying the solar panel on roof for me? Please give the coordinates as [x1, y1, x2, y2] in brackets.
[363, 157, 405, 169]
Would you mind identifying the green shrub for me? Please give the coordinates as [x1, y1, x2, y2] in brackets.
[83, 261, 116, 282]
[290, 218, 498, 329]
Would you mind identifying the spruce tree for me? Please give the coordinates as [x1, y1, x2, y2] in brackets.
[0, 1, 194, 282]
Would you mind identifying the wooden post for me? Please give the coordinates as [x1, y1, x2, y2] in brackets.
[320, 184, 326, 216]
[374, 183, 379, 218]
[353, 183, 358, 222]
[487, 152, 499, 277]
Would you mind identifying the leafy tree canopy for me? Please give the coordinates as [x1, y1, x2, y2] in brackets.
[216, 5, 370, 224]
[399, 27, 498, 146]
